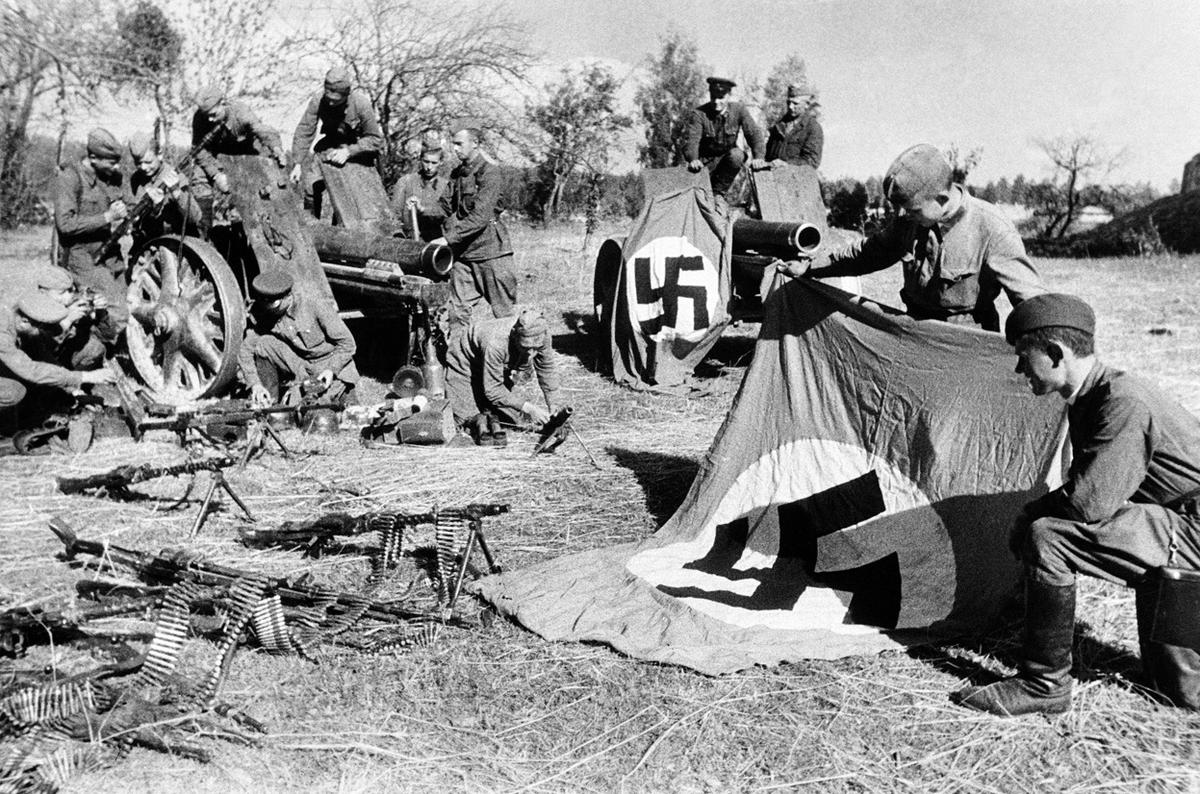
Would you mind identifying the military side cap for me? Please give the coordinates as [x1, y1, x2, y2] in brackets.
[194, 84, 224, 112]
[1005, 293, 1096, 345]
[251, 271, 294, 300]
[883, 144, 953, 205]
[16, 293, 68, 325]
[127, 132, 156, 160]
[449, 117, 484, 136]
[32, 265, 74, 291]
[324, 66, 352, 92]
[787, 79, 814, 98]
[85, 128, 122, 160]
[513, 308, 549, 345]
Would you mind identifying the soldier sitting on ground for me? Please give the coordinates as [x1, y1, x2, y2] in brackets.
[683, 76, 767, 200]
[191, 84, 288, 195]
[444, 307, 560, 430]
[0, 293, 114, 435]
[237, 271, 359, 407]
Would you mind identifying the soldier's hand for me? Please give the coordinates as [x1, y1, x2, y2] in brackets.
[326, 148, 350, 166]
[104, 200, 128, 224]
[91, 292, 109, 310]
[251, 385, 273, 407]
[775, 258, 812, 278]
[749, 158, 769, 171]
[522, 401, 551, 426]
[405, 196, 421, 211]
[430, 236, 448, 247]
[213, 172, 231, 193]
[289, 164, 303, 185]
[64, 301, 90, 326]
[317, 369, 334, 387]
[146, 185, 166, 206]
[80, 368, 116, 386]
[686, 159, 704, 173]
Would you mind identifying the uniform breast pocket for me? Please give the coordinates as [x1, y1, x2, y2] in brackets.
[297, 326, 325, 350]
[934, 261, 980, 308]
[458, 186, 477, 214]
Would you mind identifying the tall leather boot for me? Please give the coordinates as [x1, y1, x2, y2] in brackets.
[1135, 583, 1200, 709]
[953, 581, 1075, 716]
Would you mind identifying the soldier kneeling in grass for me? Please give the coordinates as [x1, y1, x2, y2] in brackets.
[954, 294, 1200, 715]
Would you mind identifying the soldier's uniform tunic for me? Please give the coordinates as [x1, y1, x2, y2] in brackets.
[1020, 363, 1200, 586]
[440, 152, 517, 321]
[445, 315, 560, 424]
[0, 302, 84, 411]
[765, 112, 823, 169]
[391, 170, 447, 242]
[130, 166, 202, 239]
[812, 188, 1044, 331]
[290, 89, 383, 208]
[192, 100, 286, 183]
[237, 294, 359, 402]
[683, 101, 765, 196]
[53, 158, 134, 340]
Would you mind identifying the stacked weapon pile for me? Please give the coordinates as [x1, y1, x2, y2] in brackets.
[0, 506, 506, 792]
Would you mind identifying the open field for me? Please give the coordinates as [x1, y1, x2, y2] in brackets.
[3, 222, 1200, 793]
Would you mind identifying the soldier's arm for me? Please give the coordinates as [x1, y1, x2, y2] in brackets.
[344, 92, 383, 158]
[682, 110, 703, 162]
[983, 218, 1045, 306]
[480, 339, 523, 414]
[54, 166, 108, 239]
[441, 164, 502, 247]
[313, 300, 356, 374]
[534, 346, 562, 409]
[192, 112, 221, 180]
[807, 222, 909, 278]
[0, 333, 83, 391]
[236, 330, 263, 389]
[290, 95, 321, 166]
[800, 119, 824, 169]
[740, 106, 766, 160]
[239, 105, 286, 164]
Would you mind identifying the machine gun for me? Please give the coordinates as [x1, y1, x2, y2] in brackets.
[56, 455, 236, 496]
[1, 598, 156, 658]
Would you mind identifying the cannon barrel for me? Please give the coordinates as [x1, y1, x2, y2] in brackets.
[307, 223, 454, 278]
[732, 218, 823, 257]
[321, 262, 452, 305]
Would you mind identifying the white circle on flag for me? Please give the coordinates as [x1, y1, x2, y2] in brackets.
[625, 236, 720, 344]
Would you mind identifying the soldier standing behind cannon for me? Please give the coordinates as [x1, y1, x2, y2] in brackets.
[431, 120, 518, 326]
[53, 128, 133, 344]
[683, 77, 767, 201]
[288, 66, 384, 212]
[127, 133, 202, 239]
[191, 84, 288, 195]
[391, 141, 447, 242]
[765, 80, 824, 170]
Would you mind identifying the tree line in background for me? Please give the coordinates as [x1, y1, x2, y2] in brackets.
[0, 1, 1168, 241]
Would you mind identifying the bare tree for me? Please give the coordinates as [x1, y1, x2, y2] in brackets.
[1033, 134, 1124, 238]
[292, 0, 535, 186]
[761, 54, 816, 124]
[634, 31, 707, 169]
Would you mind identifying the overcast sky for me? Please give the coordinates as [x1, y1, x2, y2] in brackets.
[70, 0, 1200, 190]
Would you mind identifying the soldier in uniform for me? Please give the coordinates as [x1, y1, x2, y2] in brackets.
[765, 80, 824, 170]
[954, 294, 1200, 715]
[289, 66, 384, 212]
[237, 271, 358, 406]
[191, 84, 288, 195]
[127, 132, 202, 238]
[444, 307, 560, 427]
[28, 264, 106, 371]
[391, 142, 447, 242]
[54, 128, 133, 344]
[431, 120, 517, 324]
[683, 77, 767, 199]
[780, 144, 1045, 332]
[0, 293, 114, 433]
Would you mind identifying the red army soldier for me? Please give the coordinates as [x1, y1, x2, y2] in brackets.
[127, 132, 202, 238]
[391, 141, 448, 242]
[191, 84, 288, 195]
[683, 76, 767, 199]
[765, 80, 824, 170]
[54, 127, 134, 343]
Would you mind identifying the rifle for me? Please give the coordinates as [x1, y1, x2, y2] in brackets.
[93, 125, 221, 267]
[49, 518, 469, 628]
[56, 455, 236, 496]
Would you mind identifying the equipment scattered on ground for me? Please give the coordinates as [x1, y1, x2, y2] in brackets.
[239, 504, 508, 610]
[466, 412, 507, 448]
[7, 394, 109, 456]
[1, 598, 155, 659]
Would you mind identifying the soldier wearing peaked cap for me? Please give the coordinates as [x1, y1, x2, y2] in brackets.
[765, 79, 824, 170]
[289, 66, 384, 213]
[780, 143, 1045, 332]
[0, 293, 114, 435]
[191, 84, 288, 195]
[683, 76, 767, 200]
[237, 271, 359, 407]
[952, 294, 1200, 716]
[54, 127, 134, 345]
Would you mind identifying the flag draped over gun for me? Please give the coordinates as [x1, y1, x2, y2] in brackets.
[479, 278, 1069, 674]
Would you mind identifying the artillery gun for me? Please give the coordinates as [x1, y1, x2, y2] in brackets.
[119, 154, 451, 404]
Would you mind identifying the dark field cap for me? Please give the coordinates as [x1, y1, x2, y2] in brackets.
[883, 144, 953, 205]
[706, 76, 736, 95]
[1005, 293, 1096, 345]
[85, 128, 122, 160]
[251, 271, 294, 300]
[16, 293, 68, 325]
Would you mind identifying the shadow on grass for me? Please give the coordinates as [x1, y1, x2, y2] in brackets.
[607, 447, 699, 525]
[692, 334, 758, 379]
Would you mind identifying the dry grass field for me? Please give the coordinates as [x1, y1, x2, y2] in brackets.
[2, 221, 1200, 793]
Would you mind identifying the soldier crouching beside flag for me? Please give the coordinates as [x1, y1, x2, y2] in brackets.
[954, 294, 1200, 715]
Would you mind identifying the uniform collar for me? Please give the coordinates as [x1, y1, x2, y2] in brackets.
[1066, 359, 1103, 405]
[936, 186, 969, 233]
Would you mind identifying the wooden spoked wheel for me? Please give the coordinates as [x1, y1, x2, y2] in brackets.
[125, 236, 246, 404]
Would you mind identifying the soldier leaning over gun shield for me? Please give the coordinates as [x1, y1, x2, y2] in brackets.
[444, 307, 560, 428]
[127, 132, 203, 239]
[54, 128, 134, 344]
[289, 66, 384, 212]
[191, 84, 288, 195]
[0, 293, 114, 435]
[237, 271, 359, 407]
[765, 80, 824, 170]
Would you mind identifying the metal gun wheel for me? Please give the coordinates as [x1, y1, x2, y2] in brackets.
[125, 236, 246, 404]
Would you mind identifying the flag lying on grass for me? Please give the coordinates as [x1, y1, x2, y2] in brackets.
[480, 278, 1068, 674]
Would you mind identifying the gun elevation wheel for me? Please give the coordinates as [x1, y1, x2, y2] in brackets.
[125, 236, 246, 403]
